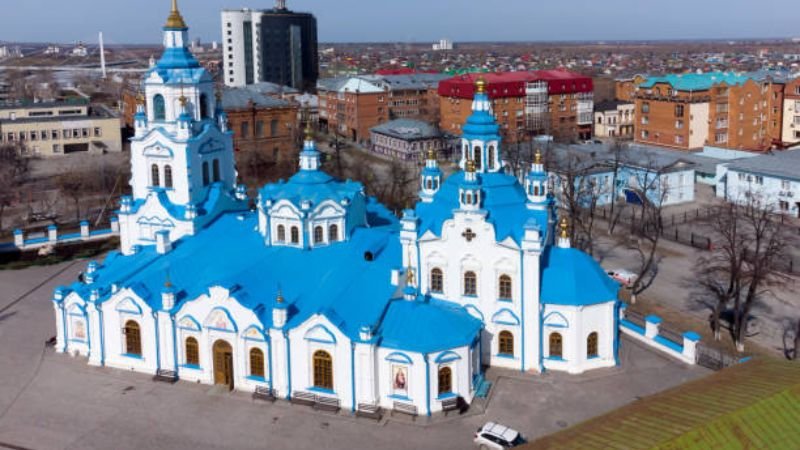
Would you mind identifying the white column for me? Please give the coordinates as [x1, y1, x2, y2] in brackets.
[53, 301, 66, 353]
[48, 225, 58, 242]
[87, 297, 103, 366]
[269, 328, 288, 398]
[645, 315, 662, 339]
[13, 229, 24, 248]
[157, 312, 176, 371]
[682, 331, 700, 364]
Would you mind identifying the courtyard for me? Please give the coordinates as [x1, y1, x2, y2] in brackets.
[0, 260, 709, 450]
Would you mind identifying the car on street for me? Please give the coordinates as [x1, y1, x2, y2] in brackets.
[474, 422, 526, 449]
[607, 269, 637, 287]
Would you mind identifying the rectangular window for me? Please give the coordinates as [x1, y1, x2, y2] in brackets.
[52, 130, 60, 140]
[94, 127, 102, 137]
[781, 180, 791, 190]
[255, 120, 264, 138]
[675, 135, 684, 144]
[755, 176, 764, 185]
[675, 120, 684, 129]
[240, 121, 250, 138]
[641, 102, 650, 113]
[675, 104, 684, 116]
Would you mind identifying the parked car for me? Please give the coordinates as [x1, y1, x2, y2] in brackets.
[474, 422, 526, 449]
[607, 269, 637, 287]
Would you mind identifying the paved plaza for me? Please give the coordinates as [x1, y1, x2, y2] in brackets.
[0, 260, 709, 450]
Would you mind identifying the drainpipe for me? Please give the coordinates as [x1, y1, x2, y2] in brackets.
[98, 308, 106, 366]
[424, 353, 431, 416]
[350, 343, 356, 413]
[171, 315, 179, 377]
[153, 312, 161, 372]
[268, 335, 274, 393]
[519, 249, 526, 372]
[285, 332, 292, 400]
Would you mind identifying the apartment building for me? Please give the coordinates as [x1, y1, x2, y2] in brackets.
[718, 149, 800, 217]
[634, 72, 786, 152]
[221, 85, 299, 162]
[782, 77, 800, 146]
[369, 118, 444, 162]
[222, 0, 318, 91]
[438, 70, 594, 143]
[594, 101, 635, 139]
[0, 100, 122, 156]
[614, 75, 646, 102]
[317, 73, 448, 144]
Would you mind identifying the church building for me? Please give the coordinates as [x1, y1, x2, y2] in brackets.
[52, 2, 621, 416]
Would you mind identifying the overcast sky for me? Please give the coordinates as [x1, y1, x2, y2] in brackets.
[0, 0, 797, 45]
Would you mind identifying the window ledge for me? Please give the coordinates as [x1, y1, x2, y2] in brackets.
[495, 354, 516, 360]
[387, 394, 412, 401]
[436, 392, 457, 400]
[121, 353, 143, 360]
[545, 356, 566, 362]
[587, 355, 600, 360]
[497, 298, 513, 303]
[307, 386, 336, 395]
[180, 364, 201, 370]
[246, 375, 267, 382]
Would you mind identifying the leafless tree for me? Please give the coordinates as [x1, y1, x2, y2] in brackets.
[0, 142, 30, 231]
[695, 202, 747, 341]
[732, 197, 789, 352]
[626, 160, 669, 304]
[55, 171, 90, 223]
[606, 140, 627, 234]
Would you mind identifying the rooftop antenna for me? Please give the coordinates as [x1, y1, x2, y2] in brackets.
[99, 32, 107, 79]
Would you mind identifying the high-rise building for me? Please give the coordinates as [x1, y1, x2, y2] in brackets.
[222, 1, 318, 91]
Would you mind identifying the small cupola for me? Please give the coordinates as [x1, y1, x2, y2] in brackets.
[557, 217, 571, 249]
[525, 148, 549, 209]
[299, 125, 321, 171]
[176, 95, 193, 139]
[161, 273, 175, 310]
[134, 93, 148, 137]
[419, 147, 442, 203]
[459, 159, 482, 211]
[272, 290, 288, 329]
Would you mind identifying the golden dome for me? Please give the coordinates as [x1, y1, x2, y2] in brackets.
[534, 148, 542, 165]
[466, 159, 476, 173]
[165, 0, 187, 29]
[427, 147, 437, 161]
[475, 76, 487, 94]
[178, 95, 188, 107]
[559, 217, 569, 239]
[304, 123, 314, 140]
[135, 92, 145, 105]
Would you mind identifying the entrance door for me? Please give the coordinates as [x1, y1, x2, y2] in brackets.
[213, 340, 234, 390]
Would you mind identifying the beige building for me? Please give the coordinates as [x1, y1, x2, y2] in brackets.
[783, 78, 800, 146]
[0, 100, 122, 156]
[593, 101, 635, 139]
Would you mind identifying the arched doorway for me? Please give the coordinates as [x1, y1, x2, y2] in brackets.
[213, 340, 234, 390]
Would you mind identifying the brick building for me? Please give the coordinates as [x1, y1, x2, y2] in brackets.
[782, 77, 800, 146]
[614, 75, 646, 102]
[634, 72, 786, 152]
[369, 118, 443, 162]
[222, 86, 300, 162]
[317, 73, 448, 145]
[437, 70, 594, 143]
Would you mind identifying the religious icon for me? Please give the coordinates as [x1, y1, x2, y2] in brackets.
[393, 366, 408, 395]
[72, 318, 86, 340]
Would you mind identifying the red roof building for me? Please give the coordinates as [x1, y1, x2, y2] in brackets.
[438, 70, 595, 142]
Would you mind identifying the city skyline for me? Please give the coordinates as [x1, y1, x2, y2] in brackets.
[0, 0, 797, 45]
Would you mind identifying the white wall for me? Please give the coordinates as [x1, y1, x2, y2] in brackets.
[689, 103, 709, 149]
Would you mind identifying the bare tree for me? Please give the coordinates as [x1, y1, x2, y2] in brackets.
[695, 202, 747, 341]
[626, 160, 669, 304]
[606, 139, 626, 234]
[0, 142, 30, 231]
[732, 197, 789, 352]
[55, 172, 90, 223]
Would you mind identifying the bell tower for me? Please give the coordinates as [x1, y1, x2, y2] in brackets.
[525, 148, 550, 210]
[459, 77, 503, 174]
[118, 0, 244, 255]
[419, 147, 442, 203]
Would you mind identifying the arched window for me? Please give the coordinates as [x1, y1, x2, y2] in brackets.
[463, 271, 477, 296]
[466, 193, 472, 205]
[202, 161, 209, 186]
[498, 274, 512, 300]
[185, 337, 199, 366]
[549, 332, 563, 358]
[153, 94, 166, 121]
[199, 94, 209, 119]
[212, 159, 221, 182]
[124, 320, 141, 356]
[438, 366, 452, 396]
[426, 179, 432, 190]
[474, 146, 482, 170]
[313, 350, 333, 390]
[328, 224, 338, 242]
[249, 348, 265, 378]
[313, 226, 324, 244]
[164, 165, 173, 189]
[587, 332, 598, 358]
[534, 184, 540, 196]
[488, 146, 495, 170]
[276, 225, 286, 242]
[498, 330, 514, 356]
[430, 268, 443, 293]
[270, 119, 279, 137]
[290, 226, 299, 244]
[151, 164, 160, 187]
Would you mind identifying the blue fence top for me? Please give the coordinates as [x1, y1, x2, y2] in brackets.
[654, 335, 684, 353]
[620, 319, 645, 335]
[683, 331, 701, 342]
[47, 225, 57, 231]
[645, 315, 663, 325]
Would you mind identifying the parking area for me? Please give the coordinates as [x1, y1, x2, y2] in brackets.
[0, 260, 709, 450]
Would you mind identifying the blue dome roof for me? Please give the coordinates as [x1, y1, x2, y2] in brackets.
[541, 247, 619, 306]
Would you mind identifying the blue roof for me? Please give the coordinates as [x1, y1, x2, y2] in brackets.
[415, 171, 548, 245]
[65, 197, 479, 353]
[259, 169, 364, 208]
[639, 72, 752, 91]
[540, 247, 619, 306]
[378, 297, 482, 353]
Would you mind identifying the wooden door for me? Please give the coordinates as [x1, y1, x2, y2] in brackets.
[213, 340, 234, 390]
